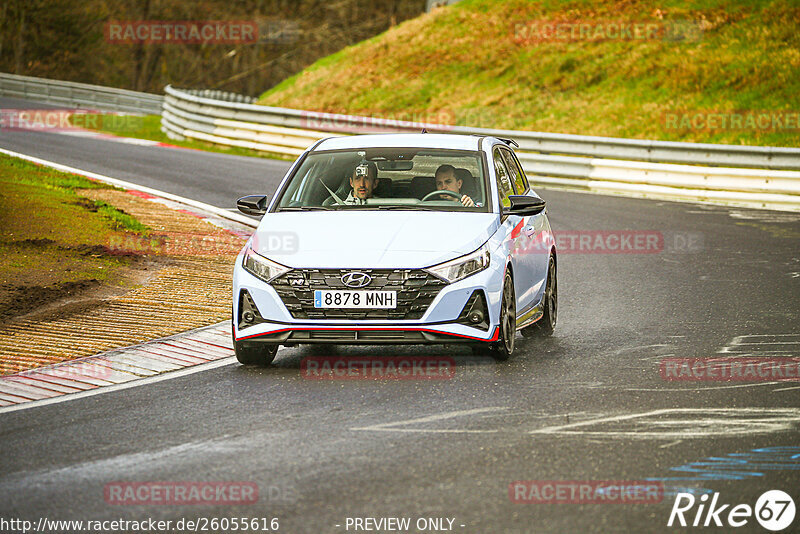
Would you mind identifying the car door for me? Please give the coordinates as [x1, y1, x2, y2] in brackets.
[493, 146, 536, 315]
[498, 146, 548, 313]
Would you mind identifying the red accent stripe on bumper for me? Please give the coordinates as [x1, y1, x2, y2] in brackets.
[237, 326, 500, 343]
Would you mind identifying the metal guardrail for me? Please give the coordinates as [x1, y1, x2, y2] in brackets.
[0, 72, 163, 115]
[3, 75, 795, 211]
[5, 74, 795, 210]
[177, 88, 257, 105]
[162, 85, 800, 211]
[163, 85, 800, 171]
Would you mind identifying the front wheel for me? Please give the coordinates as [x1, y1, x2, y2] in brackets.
[522, 255, 557, 338]
[232, 328, 278, 366]
[473, 271, 516, 361]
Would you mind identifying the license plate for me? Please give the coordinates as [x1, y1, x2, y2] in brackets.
[314, 290, 397, 309]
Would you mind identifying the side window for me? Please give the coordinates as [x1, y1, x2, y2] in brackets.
[501, 148, 529, 194]
[493, 148, 514, 208]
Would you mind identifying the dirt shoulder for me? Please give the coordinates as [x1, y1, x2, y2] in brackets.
[0, 155, 250, 375]
[0, 155, 153, 323]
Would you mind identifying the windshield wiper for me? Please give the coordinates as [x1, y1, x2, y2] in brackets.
[376, 205, 437, 211]
[278, 206, 333, 211]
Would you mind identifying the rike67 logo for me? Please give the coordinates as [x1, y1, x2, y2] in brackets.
[668, 490, 796, 531]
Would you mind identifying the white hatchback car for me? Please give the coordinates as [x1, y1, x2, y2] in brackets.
[232, 133, 557, 365]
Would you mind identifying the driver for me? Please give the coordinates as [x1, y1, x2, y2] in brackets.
[343, 161, 379, 205]
[434, 164, 474, 207]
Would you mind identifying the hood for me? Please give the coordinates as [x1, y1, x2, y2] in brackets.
[251, 211, 498, 269]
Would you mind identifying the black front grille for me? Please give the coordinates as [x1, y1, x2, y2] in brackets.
[297, 330, 427, 342]
[271, 269, 447, 320]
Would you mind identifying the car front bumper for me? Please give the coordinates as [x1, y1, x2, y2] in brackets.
[232, 251, 506, 344]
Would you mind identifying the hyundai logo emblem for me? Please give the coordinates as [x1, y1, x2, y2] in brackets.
[341, 271, 372, 288]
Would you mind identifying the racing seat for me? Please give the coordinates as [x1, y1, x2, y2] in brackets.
[410, 176, 436, 199]
[322, 175, 352, 206]
[455, 168, 479, 200]
[375, 178, 393, 198]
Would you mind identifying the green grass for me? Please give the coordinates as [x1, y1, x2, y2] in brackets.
[0, 155, 150, 293]
[72, 114, 293, 160]
[258, 0, 800, 147]
[94, 200, 150, 233]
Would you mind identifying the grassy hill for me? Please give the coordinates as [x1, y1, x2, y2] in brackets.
[258, 0, 800, 147]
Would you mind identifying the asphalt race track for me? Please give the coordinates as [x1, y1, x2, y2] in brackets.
[0, 97, 291, 209]
[1, 100, 799, 533]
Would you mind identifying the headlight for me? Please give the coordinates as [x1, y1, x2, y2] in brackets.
[242, 246, 290, 283]
[426, 243, 490, 283]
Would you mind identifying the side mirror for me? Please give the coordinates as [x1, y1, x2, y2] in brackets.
[505, 195, 546, 216]
[236, 195, 268, 216]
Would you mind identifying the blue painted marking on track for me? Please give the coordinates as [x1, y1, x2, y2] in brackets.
[648, 446, 800, 496]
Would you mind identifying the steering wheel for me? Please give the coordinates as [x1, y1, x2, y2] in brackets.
[421, 189, 461, 202]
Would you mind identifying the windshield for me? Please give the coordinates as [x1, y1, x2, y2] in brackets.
[274, 148, 489, 212]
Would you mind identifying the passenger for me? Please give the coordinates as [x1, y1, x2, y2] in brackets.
[343, 161, 379, 205]
[434, 164, 474, 207]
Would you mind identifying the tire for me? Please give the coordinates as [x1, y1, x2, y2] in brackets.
[232, 328, 278, 366]
[473, 270, 516, 361]
[522, 255, 557, 338]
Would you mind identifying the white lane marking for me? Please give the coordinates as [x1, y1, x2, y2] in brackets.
[739, 341, 798, 347]
[528, 408, 800, 439]
[717, 352, 799, 356]
[773, 385, 800, 392]
[106, 136, 163, 147]
[615, 344, 670, 354]
[626, 382, 781, 391]
[0, 147, 257, 229]
[0, 358, 237, 415]
[728, 211, 800, 223]
[638, 354, 675, 362]
[659, 440, 684, 449]
[524, 381, 606, 389]
[718, 334, 800, 356]
[733, 334, 800, 340]
[350, 408, 800, 439]
[53, 130, 162, 147]
[350, 407, 508, 433]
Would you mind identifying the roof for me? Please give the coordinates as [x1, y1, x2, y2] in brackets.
[311, 133, 483, 152]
